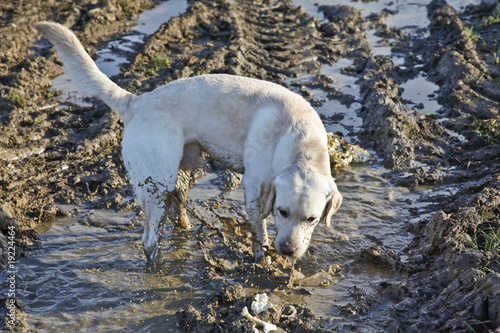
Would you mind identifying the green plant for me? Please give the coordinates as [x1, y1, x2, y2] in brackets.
[493, 52, 500, 64]
[137, 54, 172, 76]
[406, 122, 419, 138]
[192, 68, 206, 76]
[464, 26, 479, 43]
[19, 117, 35, 127]
[481, 5, 500, 27]
[43, 89, 59, 100]
[469, 207, 500, 255]
[472, 119, 500, 145]
[475, 261, 499, 280]
[150, 54, 172, 71]
[120, 1, 133, 14]
[11, 94, 26, 107]
[468, 212, 500, 279]
[469, 228, 500, 253]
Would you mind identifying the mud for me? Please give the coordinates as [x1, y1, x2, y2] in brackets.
[1, 0, 500, 332]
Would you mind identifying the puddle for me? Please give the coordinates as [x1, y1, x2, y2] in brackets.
[52, 0, 188, 105]
[297, 164, 422, 315]
[94, 0, 188, 77]
[447, 0, 483, 11]
[286, 59, 363, 142]
[437, 118, 468, 143]
[295, 0, 439, 118]
[18, 161, 432, 330]
[365, 29, 394, 58]
[320, 58, 360, 99]
[19, 209, 203, 332]
[364, 29, 406, 67]
[296, 0, 480, 31]
[401, 72, 441, 114]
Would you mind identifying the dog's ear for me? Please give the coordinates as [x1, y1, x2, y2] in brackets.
[320, 181, 342, 228]
[260, 181, 276, 219]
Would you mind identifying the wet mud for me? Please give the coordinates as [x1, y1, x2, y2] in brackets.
[1, 0, 500, 332]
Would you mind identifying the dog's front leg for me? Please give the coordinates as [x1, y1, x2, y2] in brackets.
[249, 203, 270, 261]
[244, 188, 270, 263]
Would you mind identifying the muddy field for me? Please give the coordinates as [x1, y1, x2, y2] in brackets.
[1, 0, 500, 332]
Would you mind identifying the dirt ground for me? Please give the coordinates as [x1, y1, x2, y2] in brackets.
[1, 0, 500, 332]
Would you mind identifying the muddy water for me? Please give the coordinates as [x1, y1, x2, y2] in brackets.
[20, 165, 428, 331]
[20, 210, 203, 332]
[16, 0, 471, 331]
[298, 0, 474, 117]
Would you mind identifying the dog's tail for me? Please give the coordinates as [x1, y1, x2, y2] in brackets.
[34, 22, 135, 119]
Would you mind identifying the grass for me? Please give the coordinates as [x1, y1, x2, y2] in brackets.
[119, 1, 134, 15]
[469, 227, 500, 253]
[137, 54, 173, 76]
[493, 52, 500, 64]
[192, 68, 205, 76]
[43, 89, 59, 100]
[150, 54, 172, 71]
[406, 122, 419, 139]
[475, 261, 499, 280]
[464, 26, 480, 43]
[19, 117, 35, 127]
[481, 5, 500, 28]
[4, 93, 27, 108]
[468, 209, 500, 278]
[472, 118, 500, 145]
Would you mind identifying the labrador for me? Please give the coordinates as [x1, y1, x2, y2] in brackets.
[34, 22, 342, 263]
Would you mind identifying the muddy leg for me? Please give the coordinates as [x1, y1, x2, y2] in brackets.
[244, 182, 270, 263]
[122, 129, 185, 263]
[250, 210, 270, 262]
[142, 195, 167, 263]
[172, 169, 191, 230]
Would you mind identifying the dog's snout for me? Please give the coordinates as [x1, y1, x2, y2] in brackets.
[280, 242, 297, 256]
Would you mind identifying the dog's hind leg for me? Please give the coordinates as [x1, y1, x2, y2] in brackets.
[171, 142, 205, 230]
[171, 169, 191, 230]
[141, 192, 169, 263]
[122, 129, 185, 263]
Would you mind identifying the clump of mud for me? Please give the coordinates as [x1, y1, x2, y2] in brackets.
[175, 281, 332, 333]
[327, 133, 374, 169]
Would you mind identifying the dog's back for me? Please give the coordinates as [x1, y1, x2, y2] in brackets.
[124, 74, 324, 169]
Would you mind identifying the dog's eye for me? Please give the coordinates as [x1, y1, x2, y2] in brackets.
[306, 217, 316, 223]
[278, 208, 289, 218]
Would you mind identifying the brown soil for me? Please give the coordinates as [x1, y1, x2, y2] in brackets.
[1, 0, 499, 332]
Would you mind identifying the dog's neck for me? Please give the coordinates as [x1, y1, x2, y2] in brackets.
[292, 143, 331, 176]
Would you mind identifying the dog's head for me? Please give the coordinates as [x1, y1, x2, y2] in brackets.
[260, 170, 342, 259]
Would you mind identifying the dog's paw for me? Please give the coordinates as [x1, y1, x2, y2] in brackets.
[254, 252, 272, 267]
[253, 243, 271, 265]
[144, 242, 160, 264]
[261, 255, 272, 267]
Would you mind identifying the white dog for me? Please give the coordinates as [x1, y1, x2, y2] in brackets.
[35, 22, 342, 263]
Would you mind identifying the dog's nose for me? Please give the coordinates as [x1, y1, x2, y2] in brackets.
[280, 242, 297, 256]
